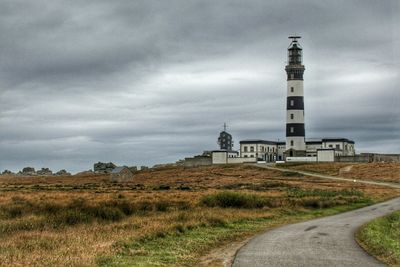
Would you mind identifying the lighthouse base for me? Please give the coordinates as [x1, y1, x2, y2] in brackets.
[284, 149, 307, 158]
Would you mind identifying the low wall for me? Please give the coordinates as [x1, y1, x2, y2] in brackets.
[184, 157, 212, 167]
[286, 157, 317, 162]
[370, 154, 400, 163]
[335, 155, 371, 163]
[227, 157, 257, 164]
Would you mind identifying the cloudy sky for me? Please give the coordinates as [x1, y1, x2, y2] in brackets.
[0, 0, 399, 173]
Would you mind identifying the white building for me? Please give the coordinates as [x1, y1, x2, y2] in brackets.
[239, 140, 285, 162]
[239, 138, 355, 162]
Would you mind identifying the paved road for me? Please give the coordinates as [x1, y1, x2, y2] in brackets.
[233, 197, 400, 267]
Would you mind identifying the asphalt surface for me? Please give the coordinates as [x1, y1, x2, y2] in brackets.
[233, 165, 400, 267]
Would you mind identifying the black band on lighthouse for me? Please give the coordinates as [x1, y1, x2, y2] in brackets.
[286, 70, 304, 80]
[287, 96, 304, 110]
[286, 123, 305, 136]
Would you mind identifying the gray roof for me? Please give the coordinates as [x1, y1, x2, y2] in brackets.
[322, 137, 355, 143]
[111, 166, 129, 174]
[212, 149, 239, 153]
[240, 139, 278, 145]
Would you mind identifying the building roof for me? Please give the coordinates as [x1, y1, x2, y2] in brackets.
[111, 166, 131, 174]
[211, 149, 238, 153]
[305, 138, 323, 144]
[240, 139, 278, 145]
[322, 137, 355, 144]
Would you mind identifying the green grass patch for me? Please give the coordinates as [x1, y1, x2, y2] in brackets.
[356, 210, 400, 266]
[98, 202, 374, 267]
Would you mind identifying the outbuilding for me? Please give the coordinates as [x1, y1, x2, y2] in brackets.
[110, 166, 134, 182]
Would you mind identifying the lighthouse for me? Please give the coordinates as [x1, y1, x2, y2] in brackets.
[285, 36, 306, 157]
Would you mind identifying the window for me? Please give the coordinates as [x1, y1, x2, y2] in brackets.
[290, 100, 294, 106]
[250, 146, 254, 152]
[290, 140, 294, 146]
[290, 114, 294, 119]
[244, 155, 248, 158]
[336, 144, 340, 149]
[244, 147, 248, 152]
[250, 155, 254, 158]
[291, 87, 294, 93]
[290, 127, 294, 133]
[329, 145, 333, 148]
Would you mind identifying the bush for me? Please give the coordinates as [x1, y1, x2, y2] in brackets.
[2, 204, 25, 218]
[200, 191, 266, 209]
[287, 188, 364, 198]
[282, 171, 303, 177]
[155, 201, 171, 212]
[53, 209, 92, 226]
[135, 201, 153, 212]
[206, 216, 227, 227]
[92, 206, 125, 221]
[153, 184, 171, 190]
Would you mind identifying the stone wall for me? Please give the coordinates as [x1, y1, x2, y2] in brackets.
[335, 155, 371, 163]
[184, 156, 212, 167]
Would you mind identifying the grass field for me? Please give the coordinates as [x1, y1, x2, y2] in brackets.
[0, 164, 399, 266]
[356, 210, 400, 267]
[281, 162, 400, 184]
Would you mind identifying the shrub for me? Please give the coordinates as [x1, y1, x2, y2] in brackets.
[287, 188, 364, 198]
[92, 206, 125, 221]
[200, 191, 266, 209]
[174, 224, 186, 233]
[206, 216, 227, 227]
[153, 184, 171, 191]
[155, 201, 171, 212]
[136, 201, 154, 212]
[176, 201, 191, 210]
[282, 171, 303, 177]
[116, 200, 135, 215]
[52, 209, 92, 226]
[39, 202, 63, 214]
[177, 185, 191, 191]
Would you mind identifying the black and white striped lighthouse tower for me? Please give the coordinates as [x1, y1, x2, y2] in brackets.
[285, 36, 306, 157]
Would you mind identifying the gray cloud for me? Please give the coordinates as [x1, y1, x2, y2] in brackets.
[0, 0, 399, 172]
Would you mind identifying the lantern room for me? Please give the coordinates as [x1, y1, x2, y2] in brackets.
[288, 36, 302, 65]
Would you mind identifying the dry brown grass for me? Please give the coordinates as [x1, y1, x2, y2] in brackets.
[0, 164, 398, 267]
[285, 162, 400, 183]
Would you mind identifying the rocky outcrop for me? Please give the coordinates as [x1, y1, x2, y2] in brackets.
[55, 169, 71, 176]
[37, 168, 53, 176]
[21, 167, 36, 175]
[93, 162, 116, 174]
